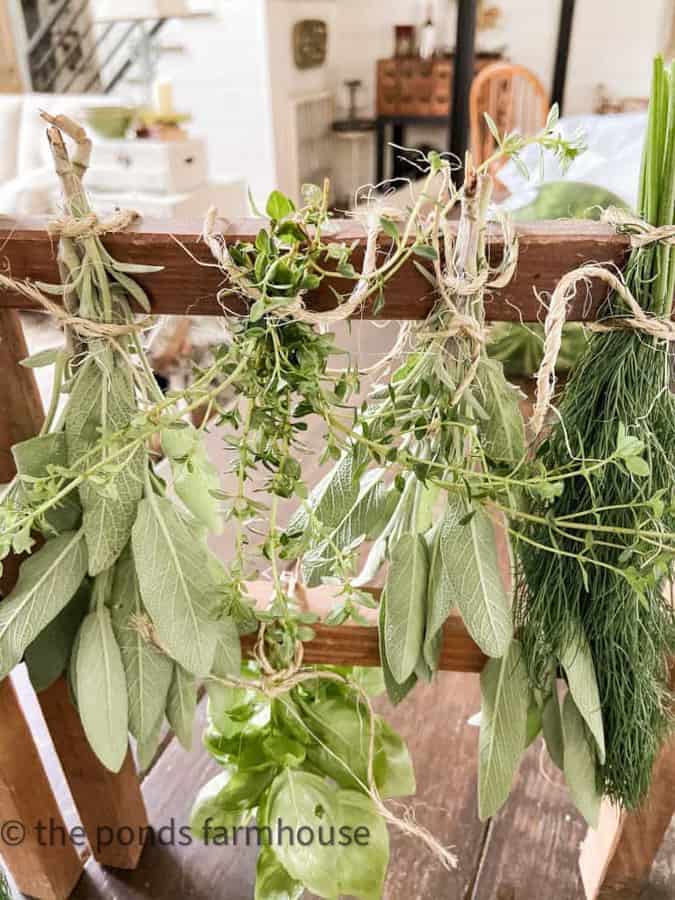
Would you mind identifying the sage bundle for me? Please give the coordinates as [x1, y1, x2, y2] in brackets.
[0, 114, 241, 771]
[516, 56, 675, 813]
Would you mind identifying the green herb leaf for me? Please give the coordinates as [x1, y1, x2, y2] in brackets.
[255, 847, 304, 900]
[266, 190, 295, 221]
[166, 663, 197, 750]
[425, 499, 513, 668]
[132, 497, 219, 676]
[474, 358, 526, 464]
[13, 432, 81, 533]
[161, 426, 224, 534]
[19, 347, 61, 369]
[478, 640, 529, 820]
[542, 677, 565, 770]
[110, 544, 173, 745]
[560, 630, 606, 764]
[561, 692, 601, 828]
[0, 530, 88, 678]
[24, 581, 90, 693]
[383, 534, 428, 684]
[75, 602, 129, 773]
[265, 770, 389, 900]
[379, 598, 418, 705]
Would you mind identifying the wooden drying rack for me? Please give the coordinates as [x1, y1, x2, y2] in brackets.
[0, 216, 673, 899]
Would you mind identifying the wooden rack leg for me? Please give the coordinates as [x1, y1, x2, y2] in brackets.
[0, 678, 83, 900]
[579, 671, 675, 898]
[0, 309, 148, 871]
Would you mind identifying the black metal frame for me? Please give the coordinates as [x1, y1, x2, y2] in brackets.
[551, 0, 577, 113]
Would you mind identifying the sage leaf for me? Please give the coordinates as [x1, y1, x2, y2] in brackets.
[76, 603, 129, 773]
[19, 347, 61, 369]
[379, 598, 417, 705]
[12, 432, 81, 533]
[132, 496, 219, 676]
[286, 452, 361, 537]
[110, 545, 173, 744]
[560, 630, 606, 764]
[65, 357, 144, 575]
[302, 469, 388, 587]
[166, 663, 197, 750]
[0, 530, 88, 678]
[161, 425, 223, 534]
[211, 616, 242, 677]
[136, 714, 164, 773]
[542, 677, 565, 770]
[265, 770, 389, 900]
[255, 847, 304, 900]
[478, 640, 529, 820]
[24, 582, 89, 692]
[425, 498, 512, 668]
[474, 357, 526, 464]
[562, 692, 601, 828]
[383, 534, 428, 684]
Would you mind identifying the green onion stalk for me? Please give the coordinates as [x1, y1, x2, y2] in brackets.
[515, 56, 675, 809]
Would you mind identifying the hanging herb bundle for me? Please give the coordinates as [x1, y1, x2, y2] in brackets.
[0, 114, 242, 770]
[191, 659, 419, 900]
[516, 56, 675, 812]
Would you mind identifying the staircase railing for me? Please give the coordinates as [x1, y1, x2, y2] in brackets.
[24, 0, 166, 95]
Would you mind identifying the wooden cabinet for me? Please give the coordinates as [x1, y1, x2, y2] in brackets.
[376, 55, 500, 119]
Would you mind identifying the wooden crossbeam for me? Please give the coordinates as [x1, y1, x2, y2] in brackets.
[0, 217, 636, 321]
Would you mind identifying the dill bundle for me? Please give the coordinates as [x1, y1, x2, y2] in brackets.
[516, 56, 675, 809]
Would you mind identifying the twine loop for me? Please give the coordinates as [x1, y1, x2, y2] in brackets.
[47, 208, 139, 240]
[530, 215, 675, 439]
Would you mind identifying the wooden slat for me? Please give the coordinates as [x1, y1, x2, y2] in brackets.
[241, 582, 487, 672]
[0, 310, 84, 899]
[0, 217, 634, 321]
[0, 309, 148, 873]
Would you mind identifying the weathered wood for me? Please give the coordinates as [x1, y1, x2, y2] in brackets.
[241, 581, 487, 672]
[0, 310, 84, 899]
[0, 309, 148, 874]
[580, 667, 675, 899]
[39, 678, 149, 870]
[0, 678, 83, 900]
[0, 217, 634, 321]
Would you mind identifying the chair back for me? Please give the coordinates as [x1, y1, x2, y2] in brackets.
[470, 62, 549, 170]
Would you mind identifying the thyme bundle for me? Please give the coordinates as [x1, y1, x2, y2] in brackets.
[516, 57, 675, 810]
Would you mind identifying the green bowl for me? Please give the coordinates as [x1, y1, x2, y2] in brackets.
[84, 105, 137, 139]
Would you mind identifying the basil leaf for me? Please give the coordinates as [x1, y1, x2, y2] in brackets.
[65, 357, 144, 575]
[12, 432, 81, 533]
[383, 533, 428, 684]
[76, 601, 129, 772]
[24, 581, 89, 692]
[166, 663, 198, 750]
[561, 692, 601, 828]
[255, 847, 304, 900]
[0, 530, 88, 678]
[265, 770, 389, 900]
[110, 545, 173, 744]
[190, 767, 276, 839]
[474, 358, 526, 464]
[132, 496, 219, 676]
[478, 640, 529, 820]
[560, 629, 606, 764]
[425, 498, 512, 668]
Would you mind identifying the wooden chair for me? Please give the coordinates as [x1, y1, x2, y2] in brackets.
[1, 218, 674, 899]
[469, 62, 549, 172]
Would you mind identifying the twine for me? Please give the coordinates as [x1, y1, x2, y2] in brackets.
[530, 215, 675, 439]
[47, 208, 139, 240]
[0, 272, 154, 343]
[203, 207, 380, 326]
[207, 623, 457, 870]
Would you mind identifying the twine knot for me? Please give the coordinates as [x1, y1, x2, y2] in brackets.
[47, 208, 139, 240]
[531, 215, 675, 440]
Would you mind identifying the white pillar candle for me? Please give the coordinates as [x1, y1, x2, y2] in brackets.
[154, 80, 175, 117]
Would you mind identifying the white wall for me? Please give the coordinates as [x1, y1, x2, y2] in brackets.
[152, 0, 278, 201]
